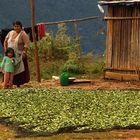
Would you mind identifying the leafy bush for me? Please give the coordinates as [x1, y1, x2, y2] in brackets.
[28, 23, 77, 61]
[62, 60, 85, 74]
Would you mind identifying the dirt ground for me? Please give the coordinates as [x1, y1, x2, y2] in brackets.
[0, 76, 140, 90]
[21, 78, 140, 90]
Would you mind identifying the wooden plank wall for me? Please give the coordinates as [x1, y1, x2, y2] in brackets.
[106, 4, 140, 72]
[106, 5, 113, 68]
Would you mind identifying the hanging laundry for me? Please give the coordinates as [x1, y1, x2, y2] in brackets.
[24, 26, 38, 42]
[0, 40, 4, 55]
[0, 28, 11, 45]
[0, 26, 38, 45]
[38, 23, 46, 39]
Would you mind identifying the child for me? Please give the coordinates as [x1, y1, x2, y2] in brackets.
[1, 47, 17, 89]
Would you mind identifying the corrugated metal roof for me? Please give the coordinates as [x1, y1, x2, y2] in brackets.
[99, 0, 140, 4]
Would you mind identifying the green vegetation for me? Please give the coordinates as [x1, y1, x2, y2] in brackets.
[0, 88, 139, 136]
[28, 23, 105, 80]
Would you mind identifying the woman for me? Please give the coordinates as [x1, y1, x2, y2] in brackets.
[4, 21, 30, 87]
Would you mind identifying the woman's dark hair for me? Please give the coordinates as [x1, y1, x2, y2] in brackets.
[5, 47, 15, 57]
[13, 21, 22, 28]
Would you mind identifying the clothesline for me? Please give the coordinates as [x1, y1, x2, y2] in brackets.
[0, 16, 101, 44]
[36, 16, 101, 39]
[38, 16, 101, 25]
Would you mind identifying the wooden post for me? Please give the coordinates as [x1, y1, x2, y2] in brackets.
[74, 21, 81, 59]
[31, 0, 41, 82]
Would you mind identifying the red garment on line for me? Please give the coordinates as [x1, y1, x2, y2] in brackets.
[38, 23, 45, 39]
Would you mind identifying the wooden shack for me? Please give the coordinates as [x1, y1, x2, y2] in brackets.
[99, 0, 140, 80]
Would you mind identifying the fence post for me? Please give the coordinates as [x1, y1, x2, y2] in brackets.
[74, 21, 81, 60]
[31, 0, 41, 82]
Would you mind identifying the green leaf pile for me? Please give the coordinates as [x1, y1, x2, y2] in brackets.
[0, 88, 139, 133]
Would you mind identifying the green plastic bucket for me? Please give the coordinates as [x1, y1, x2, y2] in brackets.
[60, 72, 69, 86]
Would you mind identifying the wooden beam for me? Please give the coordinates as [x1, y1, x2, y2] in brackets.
[99, 0, 140, 5]
[104, 16, 140, 20]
